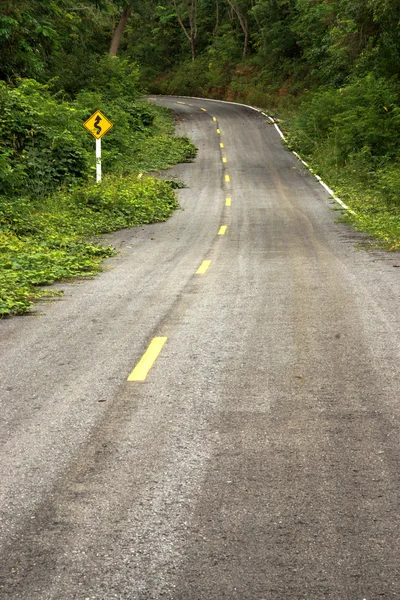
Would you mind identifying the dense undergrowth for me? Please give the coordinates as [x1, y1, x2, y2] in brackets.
[0, 57, 196, 317]
[286, 76, 400, 250]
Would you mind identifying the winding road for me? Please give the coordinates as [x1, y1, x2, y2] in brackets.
[1, 96, 400, 599]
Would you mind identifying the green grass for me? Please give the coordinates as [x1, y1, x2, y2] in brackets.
[283, 131, 400, 251]
[0, 175, 183, 316]
[328, 175, 400, 251]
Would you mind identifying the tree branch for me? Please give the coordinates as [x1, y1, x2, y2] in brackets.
[173, 0, 191, 41]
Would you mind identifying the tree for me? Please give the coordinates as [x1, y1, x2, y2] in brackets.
[109, 2, 133, 56]
[225, 0, 250, 57]
[172, 0, 198, 60]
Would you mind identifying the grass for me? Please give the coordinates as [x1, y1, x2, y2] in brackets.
[283, 140, 400, 252]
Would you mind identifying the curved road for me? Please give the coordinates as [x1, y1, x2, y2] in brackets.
[0, 96, 399, 599]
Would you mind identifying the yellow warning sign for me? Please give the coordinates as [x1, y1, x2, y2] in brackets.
[83, 110, 113, 139]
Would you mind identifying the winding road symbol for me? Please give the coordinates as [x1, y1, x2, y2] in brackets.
[93, 115, 102, 136]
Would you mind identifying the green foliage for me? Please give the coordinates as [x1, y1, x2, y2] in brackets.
[0, 79, 90, 197]
[71, 175, 178, 228]
[286, 74, 400, 249]
[287, 75, 400, 162]
[82, 55, 142, 101]
[334, 172, 400, 251]
[0, 0, 117, 87]
[252, 0, 299, 79]
[0, 175, 180, 316]
[154, 56, 210, 96]
[0, 71, 196, 198]
[0, 2, 56, 80]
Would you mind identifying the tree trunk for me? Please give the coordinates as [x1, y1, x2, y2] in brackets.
[173, 0, 197, 61]
[226, 1, 249, 58]
[242, 19, 248, 57]
[190, 32, 196, 60]
[214, 0, 219, 35]
[109, 6, 132, 56]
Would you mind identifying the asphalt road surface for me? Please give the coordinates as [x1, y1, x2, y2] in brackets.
[1, 96, 400, 599]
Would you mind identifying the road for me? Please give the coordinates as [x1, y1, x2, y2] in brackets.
[0, 96, 399, 599]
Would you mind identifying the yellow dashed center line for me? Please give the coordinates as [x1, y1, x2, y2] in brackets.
[218, 226, 228, 235]
[216, 129, 221, 134]
[213, 117, 217, 122]
[177, 101, 186, 105]
[196, 260, 212, 274]
[127, 337, 167, 382]
[225, 174, 230, 182]
[226, 197, 232, 206]
[220, 143, 224, 149]
[222, 157, 227, 163]
[201, 107, 207, 112]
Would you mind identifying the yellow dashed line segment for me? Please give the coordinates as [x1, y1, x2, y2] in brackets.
[220, 143, 224, 148]
[218, 226, 228, 235]
[213, 117, 217, 122]
[196, 260, 212, 274]
[226, 198, 232, 206]
[225, 174, 230, 182]
[222, 157, 227, 163]
[201, 108, 207, 112]
[127, 337, 167, 382]
[216, 129, 221, 134]
[177, 101, 186, 105]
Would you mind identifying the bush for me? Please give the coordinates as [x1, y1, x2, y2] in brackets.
[288, 75, 400, 163]
[152, 56, 209, 96]
[0, 175, 179, 316]
[285, 74, 400, 249]
[0, 79, 91, 196]
[72, 175, 178, 228]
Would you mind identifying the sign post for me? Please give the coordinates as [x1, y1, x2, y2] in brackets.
[83, 110, 113, 183]
[96, 138, 102, 183]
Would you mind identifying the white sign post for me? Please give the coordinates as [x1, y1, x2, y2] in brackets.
[96, 137, 102, 183]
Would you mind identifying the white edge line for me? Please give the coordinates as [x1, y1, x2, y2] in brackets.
[274, 123, 285, 139]
[151, 93, 356, 217]
[319, 181, 334, 196]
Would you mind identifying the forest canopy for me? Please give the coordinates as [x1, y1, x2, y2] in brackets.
[2, 1, 400, 95]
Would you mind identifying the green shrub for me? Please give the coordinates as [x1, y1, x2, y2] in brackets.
[153, 57, 210, 96]
[0, 175, 180, 316]
[72, 175, 178, 227]
[0, 79, 90, 196]
[285, 74, 400, 249]
[83, 55, 142, 102]
[288, 75, 400, 163]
